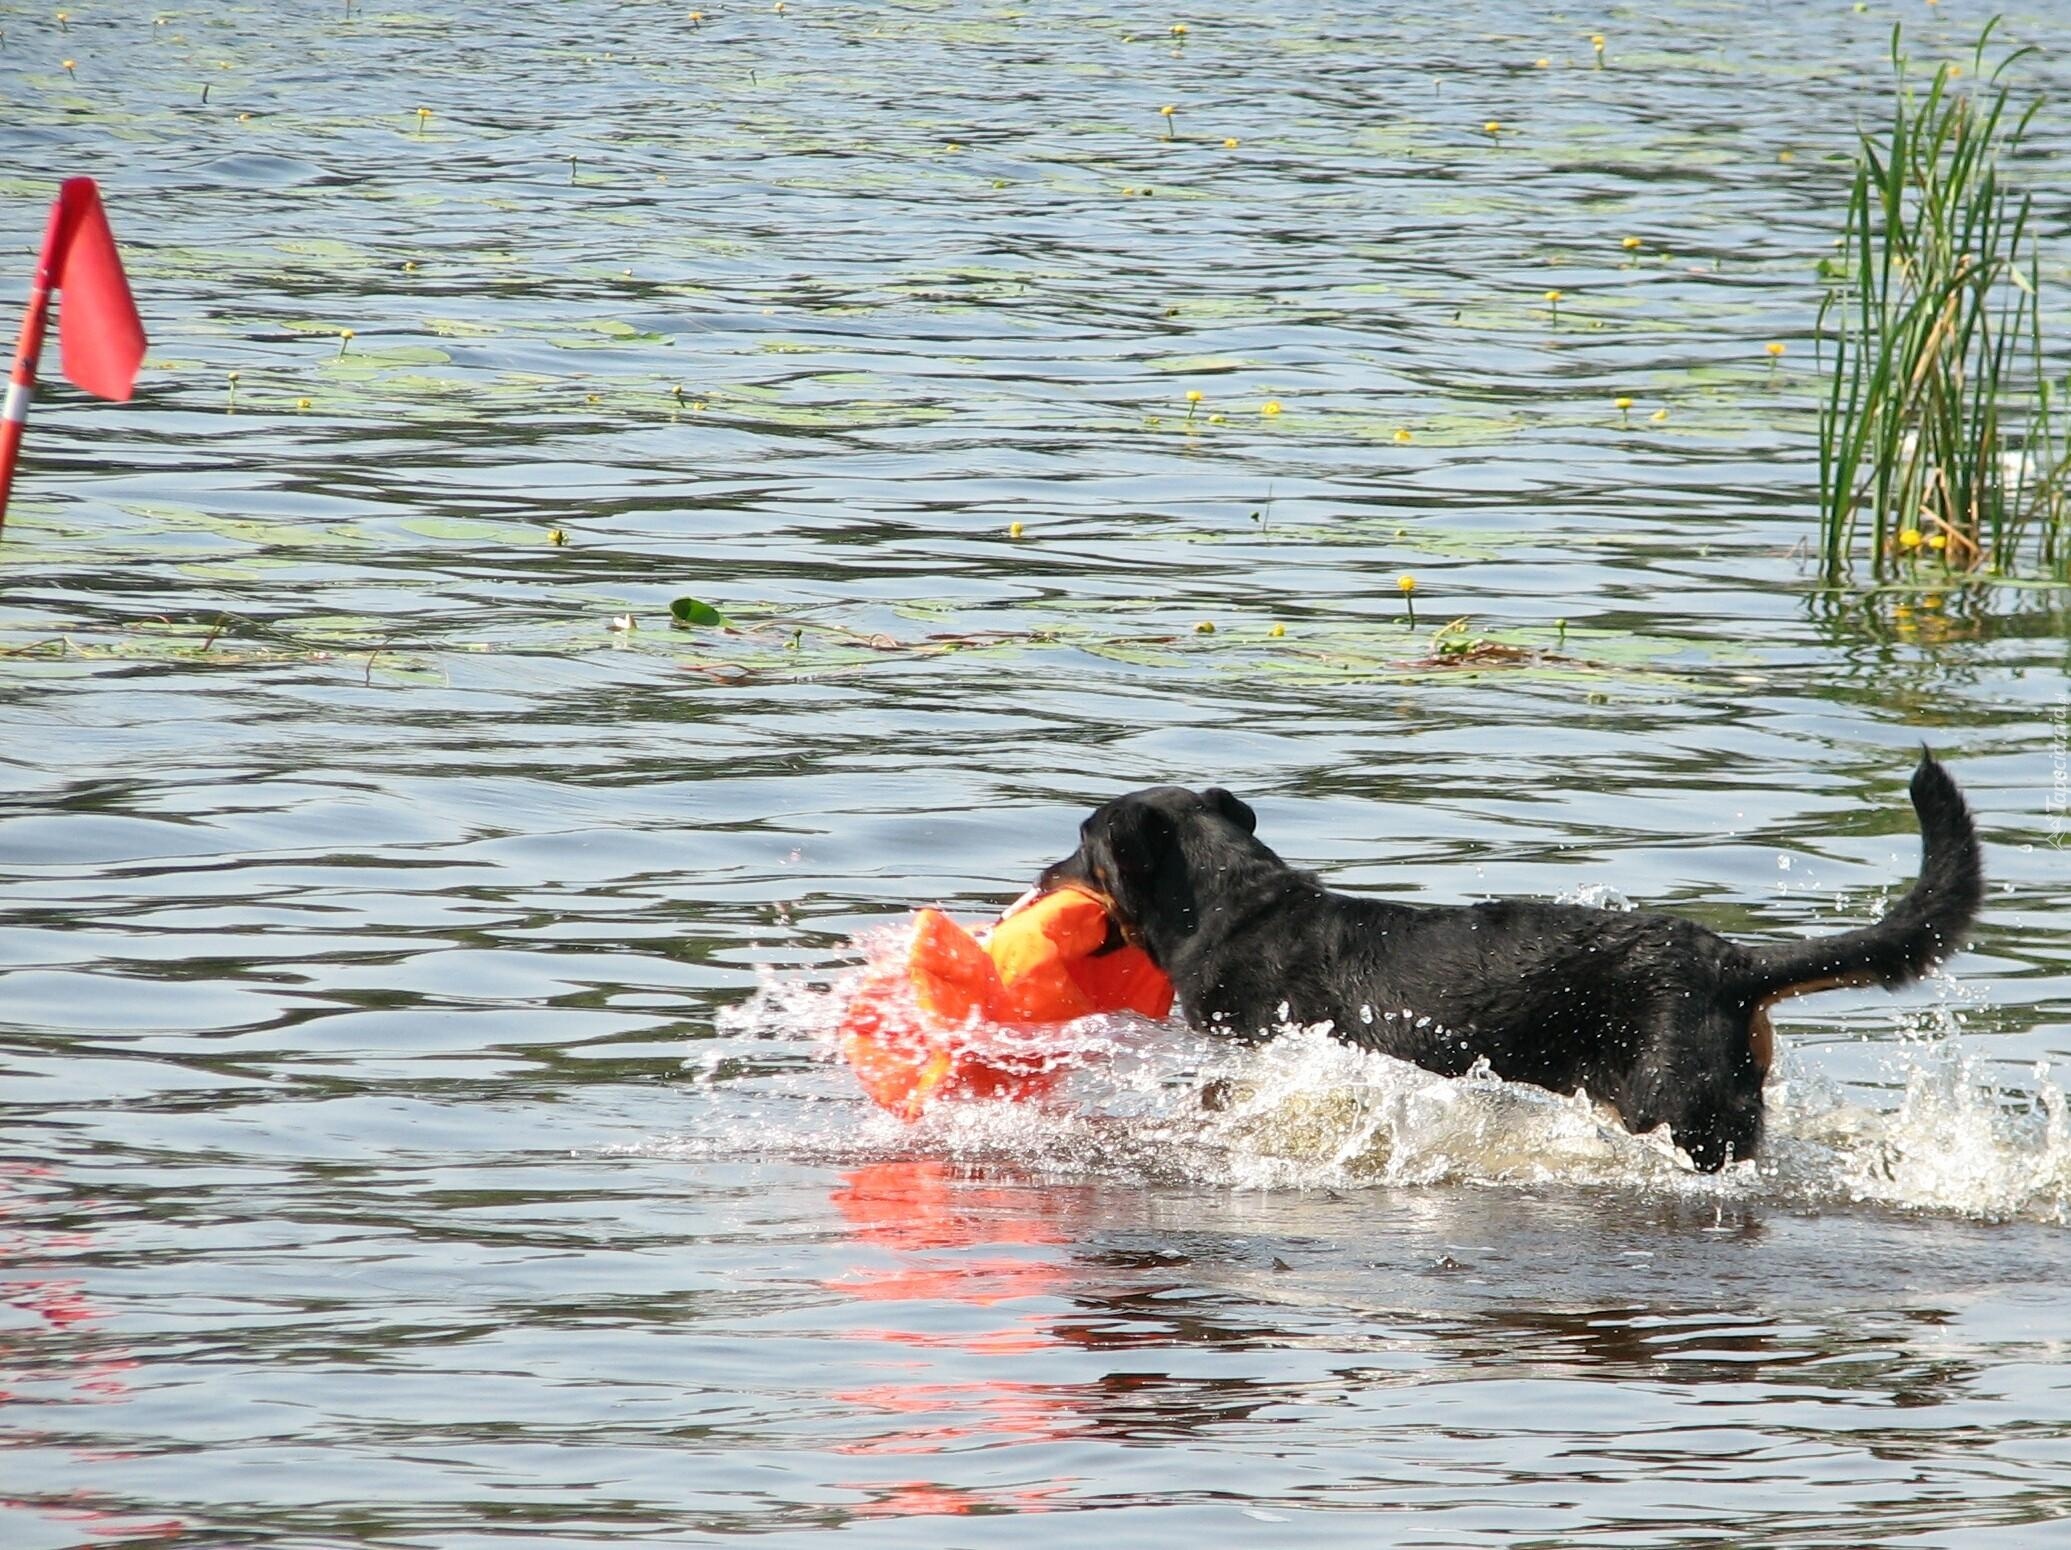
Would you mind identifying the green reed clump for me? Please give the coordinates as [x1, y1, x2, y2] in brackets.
[1817, 21, 2066, 582]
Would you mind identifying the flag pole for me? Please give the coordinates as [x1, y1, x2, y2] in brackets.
[0, 194, 70, 534]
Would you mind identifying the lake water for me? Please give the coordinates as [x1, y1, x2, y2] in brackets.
[4, 2, 2071, 1545]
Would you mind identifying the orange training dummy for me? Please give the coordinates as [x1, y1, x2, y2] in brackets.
[838, 886, 1174, 1120]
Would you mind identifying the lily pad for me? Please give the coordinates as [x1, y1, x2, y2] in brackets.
[670, 598, 729, 627]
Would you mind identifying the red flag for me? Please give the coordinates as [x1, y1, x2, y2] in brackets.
[0, 177, 147, 529]
[49, 178, 145, 401]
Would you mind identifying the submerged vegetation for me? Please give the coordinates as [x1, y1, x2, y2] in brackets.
[1817, 21, 2067, 583]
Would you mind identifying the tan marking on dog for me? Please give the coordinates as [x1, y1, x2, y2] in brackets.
[1748, 1006, 1774, 1075]
[1749, 972, 1876, 1075]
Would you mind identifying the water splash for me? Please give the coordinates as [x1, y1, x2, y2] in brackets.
[686, 931, 2071, 1226]
[1765, 1045, 2071, 1222]
[1552, 882, 1637, 912]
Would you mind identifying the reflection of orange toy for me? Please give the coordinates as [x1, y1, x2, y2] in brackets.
[838, 887, 1173, 1119]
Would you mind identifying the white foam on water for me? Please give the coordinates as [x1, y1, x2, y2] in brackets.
[664, 930, 2071, 1226]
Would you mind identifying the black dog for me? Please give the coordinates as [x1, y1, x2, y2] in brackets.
[1040, 754, 1982, 1171]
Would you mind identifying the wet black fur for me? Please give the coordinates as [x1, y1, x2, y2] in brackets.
[1040, 753, 1983, 1172]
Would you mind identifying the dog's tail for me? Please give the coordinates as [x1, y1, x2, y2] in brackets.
[1735, 751, 1983, 1006]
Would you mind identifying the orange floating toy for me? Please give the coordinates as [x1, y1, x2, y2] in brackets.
[838, 886, 1173, 1120]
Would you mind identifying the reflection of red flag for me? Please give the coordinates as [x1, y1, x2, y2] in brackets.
[50, 177, 145, 401]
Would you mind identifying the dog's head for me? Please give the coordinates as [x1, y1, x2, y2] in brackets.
[1038, 785, 1265, 963]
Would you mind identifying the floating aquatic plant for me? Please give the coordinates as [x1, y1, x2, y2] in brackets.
[669, 597, 727, 627]
[1816, 20, 2066, 582]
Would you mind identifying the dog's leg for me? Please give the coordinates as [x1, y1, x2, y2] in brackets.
[1624, 1014, 1766, 1173]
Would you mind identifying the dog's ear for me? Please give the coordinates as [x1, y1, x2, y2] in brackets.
[1204, 787, 1256, 834]
[1095, 800, 1174, 893]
